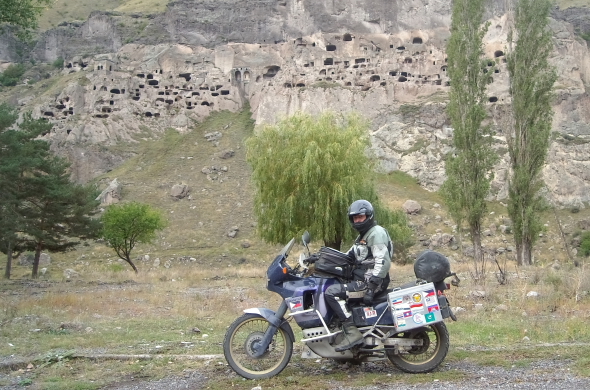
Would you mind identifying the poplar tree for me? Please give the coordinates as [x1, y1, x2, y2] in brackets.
[506, 0, 556, 266]
[440, 0, 497, 280]
[246, 111, 412, 253]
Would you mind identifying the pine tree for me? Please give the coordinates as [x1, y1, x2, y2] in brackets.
[0, 0, 51, 40]
[22, 155, 101, 278]
[506, 0, 557, 266]
[441, 0, 497, 280]
[0, 108, 51, 278]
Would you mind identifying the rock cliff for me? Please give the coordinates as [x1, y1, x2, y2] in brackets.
[4, 0, 590, 207]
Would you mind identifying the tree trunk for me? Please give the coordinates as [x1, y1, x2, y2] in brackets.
[471, 227, 485, 282]
[516, 240, 533, 266]
[324, 237, 342, 251]
[124, 257, 139, 274]
[4, 241, 13, 279]
[32, 242, 42, 279]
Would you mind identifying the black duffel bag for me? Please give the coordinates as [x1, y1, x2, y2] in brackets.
[314, 246, 355, 279]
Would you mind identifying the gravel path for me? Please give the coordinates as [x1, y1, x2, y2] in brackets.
[1, 358, 589, 389]
[342, 360, 590, 390]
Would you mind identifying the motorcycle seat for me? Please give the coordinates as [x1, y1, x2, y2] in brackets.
[371, 288, 393, 304]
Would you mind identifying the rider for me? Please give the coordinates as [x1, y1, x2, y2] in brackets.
[324, 199, 393, 352]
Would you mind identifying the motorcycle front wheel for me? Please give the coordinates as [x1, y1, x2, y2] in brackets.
[386, 321, 449, 373]
[223, 313, 294, 379]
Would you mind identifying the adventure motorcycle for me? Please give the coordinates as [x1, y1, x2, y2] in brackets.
[223, 232, 459, 379]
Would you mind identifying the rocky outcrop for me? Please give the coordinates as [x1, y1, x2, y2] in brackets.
[3, 1, 590, 206]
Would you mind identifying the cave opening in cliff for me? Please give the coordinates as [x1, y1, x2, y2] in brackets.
[355, 58, 365, 64]
[494, 50, 504, 57]
[202, 101, 210, 106]
[192, 91, 200, 96]
[326, 45, 336, 51]
[370, 75, 380, 82]
[137, 74, 145, 78]
[380, 82, 386, 86]
[404, 57, 412, 63]
[148, 80, 159, 86]
[221, 90, 230, 95]
[343, 33, 352, 41]
[179, 73, 191, 81]
[263, 65, 281, 79]
[244, 71, 250, 81]
[145, 112, 153, 117]
[296, 83, 305, 87]
[320, 69, 326, 76]
[489, 96, 498, 102]
[398, 77, 407, 82]
[132, 96, 140, 101]
[441, 66, 447, 72]
[495, 69, 499, 73]
[389, 71, 397, 76]
[412, 37, 423, 44]
[397, 46, 405, 50]
[235, 71, 241, 82]
[211, 92, 219, 96]
[324, 58, 333, 65]
[165, 99, 173, 104]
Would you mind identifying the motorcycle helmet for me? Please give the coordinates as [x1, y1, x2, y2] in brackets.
[348, 200, 375, 234]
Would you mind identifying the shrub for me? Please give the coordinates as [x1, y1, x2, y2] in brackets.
[0, 64, 26, 86]
[579, 231, 590, 257]
[52, 57, 64, 69]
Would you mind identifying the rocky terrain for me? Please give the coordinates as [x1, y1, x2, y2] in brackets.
[1, 0, 590, 207]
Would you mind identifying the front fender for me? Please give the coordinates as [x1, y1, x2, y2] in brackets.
[244, 308, 296, 342]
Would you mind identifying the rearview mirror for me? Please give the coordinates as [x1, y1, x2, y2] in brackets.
[302, 231, 311, 246]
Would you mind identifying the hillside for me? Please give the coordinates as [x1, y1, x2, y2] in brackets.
[36, 0, 170, 30]
[5, 107, 590, 282]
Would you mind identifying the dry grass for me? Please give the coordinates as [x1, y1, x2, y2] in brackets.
[2, 258, 590, 388]
[37, 0, 170, 31]
[3, 108, 590, 388]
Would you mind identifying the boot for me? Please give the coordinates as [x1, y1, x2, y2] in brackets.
[334, 319, 364, 352]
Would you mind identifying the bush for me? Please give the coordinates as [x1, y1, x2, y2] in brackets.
[0, 64, 26, 86]
[52, 57, 64, 69]
[579, 231, 590, 257]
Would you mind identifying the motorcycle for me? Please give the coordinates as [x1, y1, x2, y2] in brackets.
[223, 232, 459, 379]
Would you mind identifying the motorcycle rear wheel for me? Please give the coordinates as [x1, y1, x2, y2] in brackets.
[386, 322, 449, 373]
[223, 313, 294, 379]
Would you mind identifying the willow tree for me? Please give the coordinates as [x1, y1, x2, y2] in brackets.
[247, 111, 404, 251]
[506, 0, 556, 266]
[440, 0, 497, 280]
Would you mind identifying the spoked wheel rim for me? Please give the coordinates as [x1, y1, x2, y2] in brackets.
[226, 316, 290, 376]
[398, 326, 441, 364]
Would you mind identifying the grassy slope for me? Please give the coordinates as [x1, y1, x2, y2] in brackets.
[36, 0, 170, 30]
